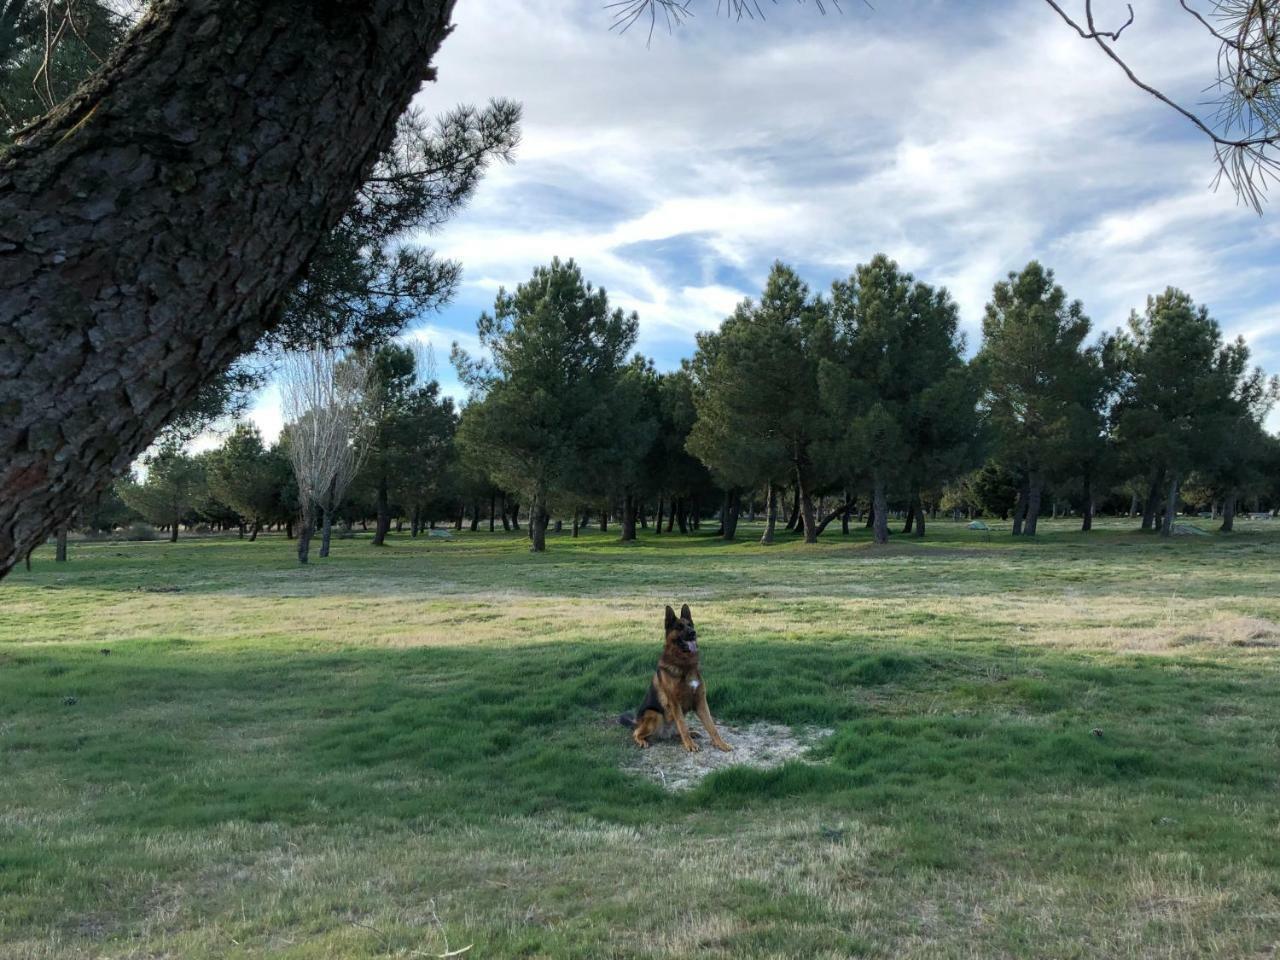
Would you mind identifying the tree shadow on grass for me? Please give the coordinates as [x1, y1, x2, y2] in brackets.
[2, 637, 1276, 845]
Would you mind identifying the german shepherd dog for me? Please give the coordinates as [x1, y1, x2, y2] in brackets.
[619, 604, 732, 753]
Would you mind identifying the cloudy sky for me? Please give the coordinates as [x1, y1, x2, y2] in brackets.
[243, 0, 1280, 439]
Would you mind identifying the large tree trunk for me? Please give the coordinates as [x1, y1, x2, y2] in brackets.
[761, 482, 778, 545]
[1141, 468, 1164, 531]
[1221, 490, 1237, 532]
[0, 0, 457, 579]
[872, 473, 889, 545]
[621, 493, 638, 542]
[1160, 472, 1180, 538]
[373, 475, 391, 546]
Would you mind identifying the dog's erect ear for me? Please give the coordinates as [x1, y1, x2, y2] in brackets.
[680, 603, 693, 623]
[664, 605, 678, 630]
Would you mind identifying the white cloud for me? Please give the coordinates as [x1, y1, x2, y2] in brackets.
[214, 0, 1280, 444]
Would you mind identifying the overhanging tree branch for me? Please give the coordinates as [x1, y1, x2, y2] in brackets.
[1043, 0, 1280, 212]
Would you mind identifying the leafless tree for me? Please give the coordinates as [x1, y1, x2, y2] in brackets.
[280, 349, 373, 564]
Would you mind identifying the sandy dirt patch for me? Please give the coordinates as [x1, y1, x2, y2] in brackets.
[621, 720, 833, 791]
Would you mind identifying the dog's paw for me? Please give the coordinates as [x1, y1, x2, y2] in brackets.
[713, 740, 733, 753]
[683, 740, 700, 753]
[635, 740, 650, 749]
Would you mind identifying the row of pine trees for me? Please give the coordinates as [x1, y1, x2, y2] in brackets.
[96, 255, 1279, 553]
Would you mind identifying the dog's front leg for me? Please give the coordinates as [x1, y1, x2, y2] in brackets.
[670, 704, 699, 753]
[695, 687, 732, 752]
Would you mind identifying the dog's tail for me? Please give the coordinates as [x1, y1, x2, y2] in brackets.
[617, 712, 637, 729]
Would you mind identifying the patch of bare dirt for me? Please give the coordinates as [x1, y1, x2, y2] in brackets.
[621, 721, 833, 791]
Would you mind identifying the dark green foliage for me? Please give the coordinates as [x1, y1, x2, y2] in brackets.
[453, 259, 640, 551]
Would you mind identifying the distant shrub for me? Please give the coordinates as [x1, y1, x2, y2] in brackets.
[125, 522, 157, 541]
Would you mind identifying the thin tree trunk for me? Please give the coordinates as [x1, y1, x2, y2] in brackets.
[297, 512, 313, 564]
[248, 519, 260, 542]
[599, 507, 608, 533]
[841, 489, 851, 535]
[169, 522, 179, 544]
[1081, 467, 1094, 532]
[655, 497, 664, 536]
[572, 513, 579, 538]
[470, 501, 480, 532]
[319, 477, 336, 558]
[675, 500, 686, 534]
[1161, 472, 1180, 537]
[488, 494, 496, 532]
[872, 473, 889, 545]
[903, 488, 918, 534]
[237, 522, 245, 539]
[761, 482, 778, 545]
[55, 525, 68, 562]
[914, 500, 926, 538]
[784, 486, 801, 531]
[1024, 472, 1044, 537]
[501, 494, 511, 531]
[286, 519, 294, 541]
[373, 475, 390, 546]
[1221, 491, 1237, 532]
[795, 467, 818, 544]
[1129, 492, 1139, 517]
[510, 501, 520, 531]
[0, 0, 457, 579]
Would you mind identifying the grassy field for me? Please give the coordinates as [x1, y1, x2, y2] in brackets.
[3, 518, 1280, 959]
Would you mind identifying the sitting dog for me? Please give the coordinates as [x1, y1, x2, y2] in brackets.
[619, 604, 732, 753]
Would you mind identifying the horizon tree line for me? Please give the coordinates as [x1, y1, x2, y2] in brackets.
[69, 254, 1279, 563]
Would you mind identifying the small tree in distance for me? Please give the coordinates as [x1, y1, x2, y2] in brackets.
[453, 258, 640, 553]
[281, 349, 373, 564]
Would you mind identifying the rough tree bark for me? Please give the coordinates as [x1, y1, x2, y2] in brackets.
[0, 0, 457, 578]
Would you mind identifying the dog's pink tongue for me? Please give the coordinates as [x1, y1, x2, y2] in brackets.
[687, 640, 697, 652]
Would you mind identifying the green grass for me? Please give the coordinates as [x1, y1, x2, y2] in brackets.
[3, 518, 1280, 958]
